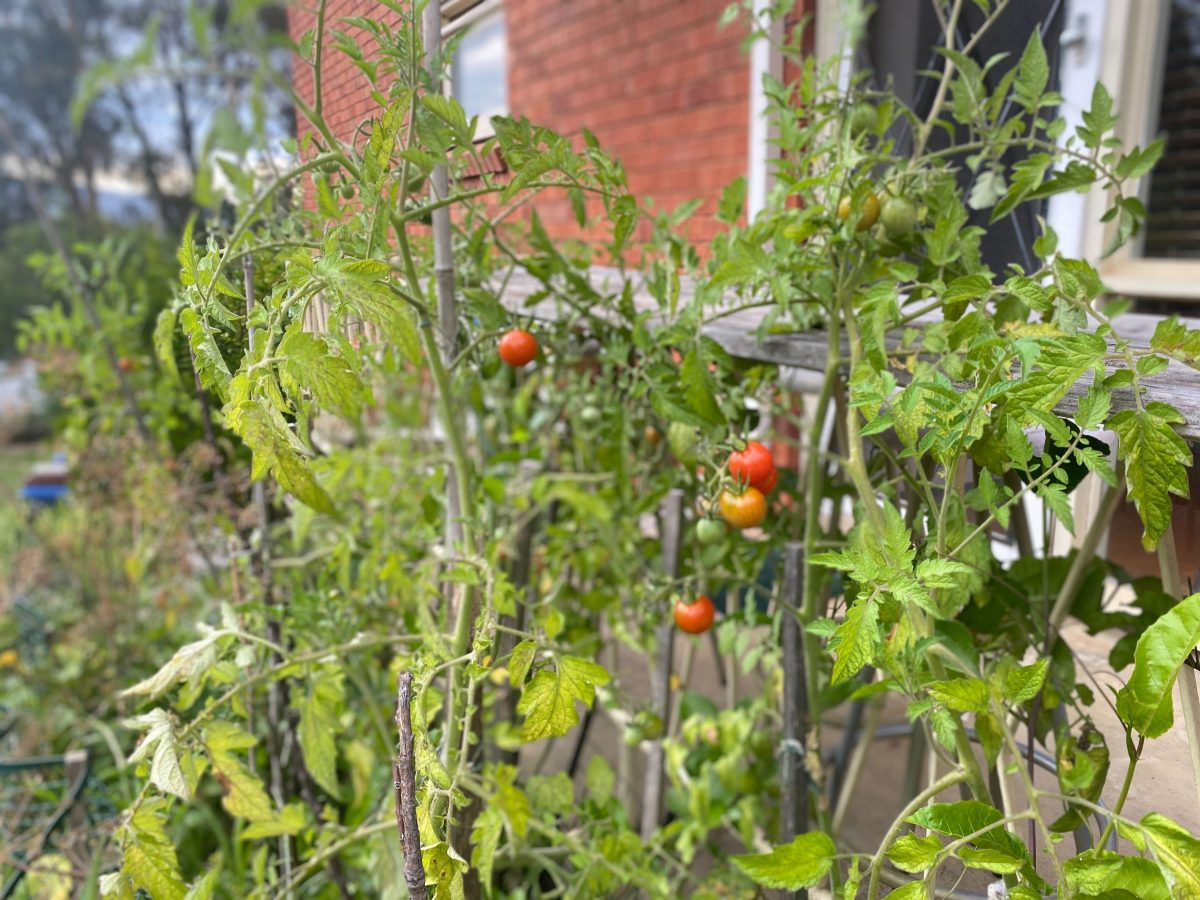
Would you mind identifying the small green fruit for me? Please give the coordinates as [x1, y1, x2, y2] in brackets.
[880, 196, 918, 238]
[696, 518, 725, 545]
[668, 421, 700, 465]
[849, 103, 876, 135]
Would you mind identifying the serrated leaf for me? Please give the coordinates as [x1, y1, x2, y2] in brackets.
[122, 629, 231, 699]
[927, 677, 989, 713]
[509, 640, 537, 686]
[1014, 30, 1049, 109]
[1004, 658, 1049, 703]
[1142, 812, 1200, 898]
[242, 803, 305, 839]
[1075, 383, 1111, 431]
[517, 656, 610, 741]
[471, 806, 503, 890]
[1117, 592, 1200, 737]
[278, 328, 368, 420]
[887, 834, 942, 873]
[1063, 850, 1171, 900]
[732, 831, 836, 890]
[1151, 316, 1200, 371]
[120, 803, 187, 900]
[206, 725, 275, 822]
[909, 801, 1030, 866]
[1111, 403, 1192, 550]
[884, 883, 929, 899]
[830, 596, 879, 684]
[681, 349, 724, 425]
[958, 847, 1024, 873]
[295, 670, 343, 798]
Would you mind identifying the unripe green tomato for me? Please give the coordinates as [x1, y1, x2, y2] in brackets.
[667, 421, 700, 464]
[623, 723, 644, 746]
[340, 182, 355, 200]
[320, 161, 339, 174]
[880, 196, 918, 237]
[849, 103, 876, 135]
[634, 710, 663, 741]
[696, 518, 725, 545]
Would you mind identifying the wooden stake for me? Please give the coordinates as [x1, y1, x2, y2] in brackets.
[394, 672, 429, 900]
[640, 489, 684, 840]
[780, 543, 808, 842]
[1156, 523, 1200, 815]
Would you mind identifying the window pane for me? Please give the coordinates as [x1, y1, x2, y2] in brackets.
[452, 11, 507, 123]
[1145, 1, 1200, 259]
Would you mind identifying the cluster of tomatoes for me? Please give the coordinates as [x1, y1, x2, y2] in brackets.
[493, 327, 782, 638]
[675, 440, 780, 636]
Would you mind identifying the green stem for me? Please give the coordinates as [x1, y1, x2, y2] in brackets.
[865, 769, 968, 900]
[1097, 731, 1143, 849]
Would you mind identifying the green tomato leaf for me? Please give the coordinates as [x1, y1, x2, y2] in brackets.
[1004, 658, 1049, 704]
[732, 831, 836, 890]
[1111, 402, 1191, 550]
[958, 847, 1024, 874]
[927, 677, 989, 713]
[1064, 850, 1171, 900]
[294, 670, 344, 798]
[886, 834, 942, 873]
[1117, 592, 1200, 738]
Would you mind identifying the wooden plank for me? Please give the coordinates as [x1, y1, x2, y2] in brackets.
[496, 266, 1200, 440]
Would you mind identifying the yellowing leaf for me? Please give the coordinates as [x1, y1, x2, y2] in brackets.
[732, 831, 836, 890]
[517, 656, 610, 742]
[1142, 812, 1200, 899]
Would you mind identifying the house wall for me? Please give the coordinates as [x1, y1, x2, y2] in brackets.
[287, 0, 758, 247]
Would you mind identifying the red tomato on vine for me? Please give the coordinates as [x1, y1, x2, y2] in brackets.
[674, 595, 715, 634]
[499, 329, 538, 367]
[728, 441, 776, 492]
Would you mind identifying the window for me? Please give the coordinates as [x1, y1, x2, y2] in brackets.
[444, 0, 508, 138]
[1065, 0, 1200, 300]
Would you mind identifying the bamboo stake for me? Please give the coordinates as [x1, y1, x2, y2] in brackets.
[780, 542, 809, 900]
[640, 489, 685, 840]
[421, 0, 462, 547]
[394, 672, 429, 900]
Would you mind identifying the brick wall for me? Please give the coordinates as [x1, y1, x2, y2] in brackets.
[287, 0, 754, 247]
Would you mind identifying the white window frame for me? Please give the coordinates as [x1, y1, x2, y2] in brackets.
[1073, 0, 1193, 299]
[442, 0, 506, 141]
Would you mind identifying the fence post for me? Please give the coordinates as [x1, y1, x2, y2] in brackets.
[640, 488, 685, 840]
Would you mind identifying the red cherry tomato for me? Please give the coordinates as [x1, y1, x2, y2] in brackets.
[728, 441, 776, 492]
[498, 329, 538, 367]
[719, 487, 767, 529]
[674, 595, 716, 634]
[758, 467, 778, 494]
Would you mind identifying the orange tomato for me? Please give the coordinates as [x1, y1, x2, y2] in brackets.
[719, 487, 767, 529]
